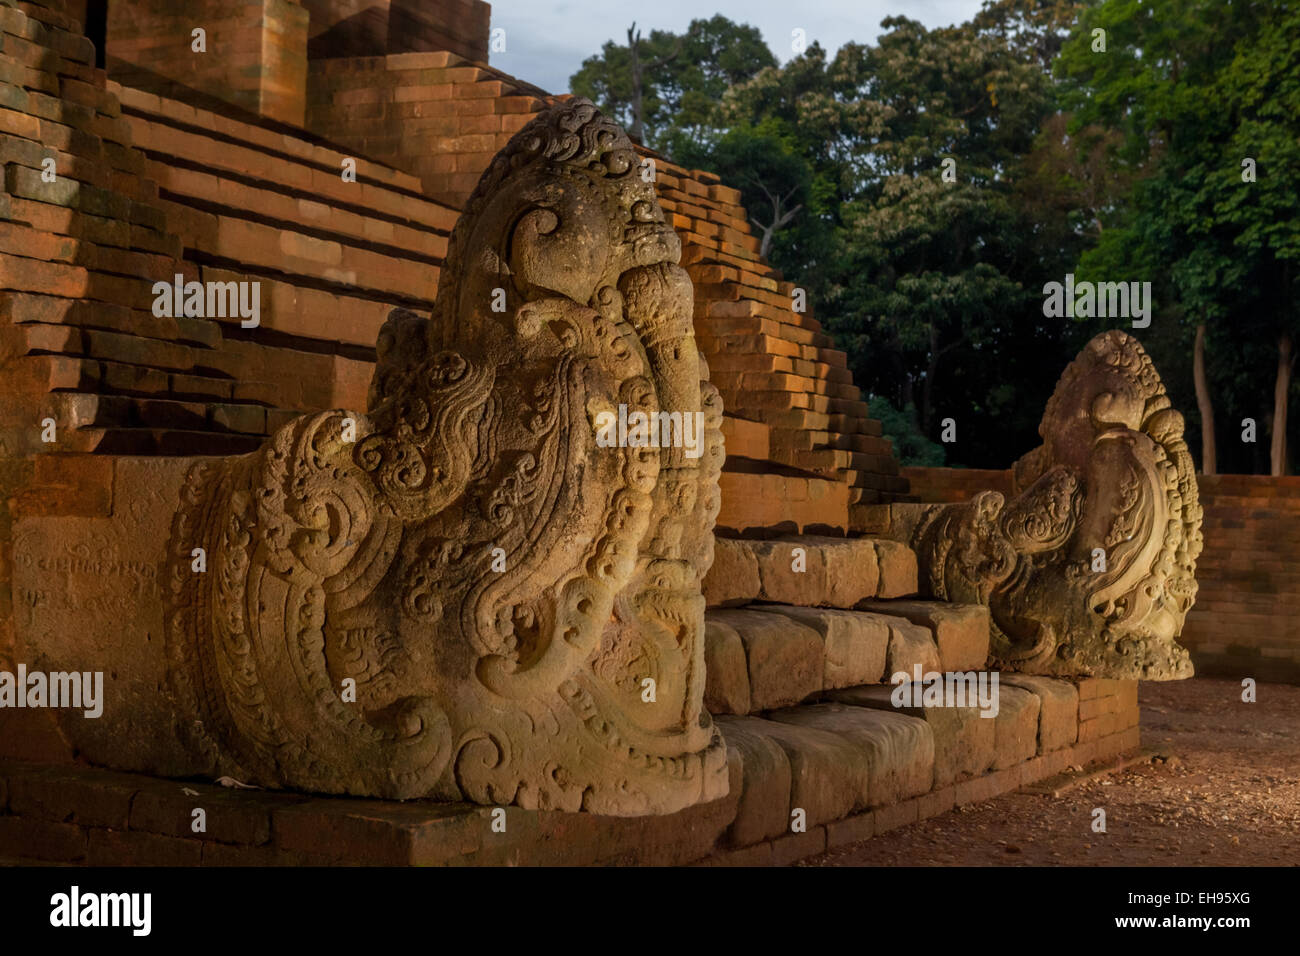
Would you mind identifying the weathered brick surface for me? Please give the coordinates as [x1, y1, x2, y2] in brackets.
[1001, 674, 1079, 752]
[829, 684, 995, 788]
[702, 617, 752, 716]
[992, 685, 1041, 770]
[715, 716, 792, 847]
[702, 537, 763, 607]
[768, 702, 934, 809]
[756, 606, 889, 689]
[857, 600, 989, 671]
[706, 609, 822, 711]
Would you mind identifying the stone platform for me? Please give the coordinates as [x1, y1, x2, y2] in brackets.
[0, 676, 1139, 866]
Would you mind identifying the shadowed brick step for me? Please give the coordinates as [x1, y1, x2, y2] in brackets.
[704, 604, 948, 713]
[703, 535, 917, 607]
[857, 600, 990, 671]
[705, 610, 821, 712]
[767, 703, 935, 809]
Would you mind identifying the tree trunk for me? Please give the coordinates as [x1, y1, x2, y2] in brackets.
[921, 324, 938, 434]
[1193, 323, 1216, 474]
[627, 25, 644, 144]
[1271, 332, 1293, 476]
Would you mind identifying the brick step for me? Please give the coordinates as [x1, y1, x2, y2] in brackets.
[704, 534, 918, 608]
[826, 413, 883, 437]
[145, 160, 450, 261]
[46, 355, 236, 401]
[2, 291, 218, 345]
[714, 472, 851, 537]
[713, 670, 1102, 853]
[817, 431, 894, 455]
[703, 599, 991, 717]
[159, 199, 438, 304]
[123, 107, 457, 235]
[79, 426, 266, 455]
[48, 392, 269, 435]
[18, 320, 198, 372]
[1, 190, 179, 258]
[193, 264, 398, 348]
[116, 84, 425, 194]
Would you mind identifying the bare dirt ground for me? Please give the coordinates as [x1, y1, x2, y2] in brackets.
[800, 676, 1300, 866]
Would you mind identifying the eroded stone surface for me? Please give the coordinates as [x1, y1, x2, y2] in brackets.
[703, 618, 751, 716]
[992, 685, 1040, 769]
[736, 716, 870, 825]
[17, 101, 730, 815]
[714, 716, 793, 846]
[904, 332, 1201, 679]
[829, 685, 994, 788]
[768, 702, 934, 808]
[707, 609, 822, 711]
[1001, 674, 1079, 752]
[858, 600, 989, 671]
[881, 616, 941, 678]
[702, 538, 761, 607]
[754, 605, 888, 688]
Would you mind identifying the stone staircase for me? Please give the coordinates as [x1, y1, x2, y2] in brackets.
[697, 534, 1136, 862]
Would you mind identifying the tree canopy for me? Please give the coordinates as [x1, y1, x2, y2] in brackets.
[569, 1, 1300, 472]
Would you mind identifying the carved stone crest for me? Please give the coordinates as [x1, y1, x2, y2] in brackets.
[905, 331, 1202, 679]
[165, 100, 729, 813]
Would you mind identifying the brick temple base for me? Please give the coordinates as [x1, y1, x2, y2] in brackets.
[0, 690, 1140, 866]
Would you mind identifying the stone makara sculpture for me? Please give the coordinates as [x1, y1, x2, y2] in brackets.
[901, 331, 1202, 680]
[162, 100, 729, 812]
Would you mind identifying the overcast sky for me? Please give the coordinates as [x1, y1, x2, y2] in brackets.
[488, 0, 990, 95]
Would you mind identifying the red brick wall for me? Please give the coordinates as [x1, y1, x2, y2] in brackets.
[1181, 474, 1300, 683]
[901, 466, 1014, 502]
[303, 0, 491, 62]
[104, 0, 309, 126]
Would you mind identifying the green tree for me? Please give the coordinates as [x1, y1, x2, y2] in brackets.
[568, 16, 775, 149]
[1058, 0, 1300, 473]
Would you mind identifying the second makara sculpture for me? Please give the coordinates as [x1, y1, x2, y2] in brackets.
[165, 99, 729, 813]
[901, 331, 1202, 680]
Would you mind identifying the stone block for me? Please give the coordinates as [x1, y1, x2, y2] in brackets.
[6, 763, 138, 829]
[0, 816, 87, 862]
[828, 684, 994, 788]
[702, 537, 761, 607]
[992, 684, 1040, 769]
[751, 538, 828, 605]
[770, 827, 826, 866]
[858, 600, 989, 671]
[703, 618, 751, 715]
[768, 702, 934, 808]
[715, 716, 792, 847]
[708, 609, 822, 711]
[880, 616, 941, 679]
[825, 812, 874, 849]
[730, 716, 870, 826]
[873, 539, 918, 597]
[754, 605, 888, 688]
[1001, 674, 1078, 752]
[798, 535, 879, 606]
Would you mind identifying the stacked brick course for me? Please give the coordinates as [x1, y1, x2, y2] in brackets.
[0, 675, 1140, 865]
[1181, 474, 1300, 682]
[105, 0, 310, 126]
[304, 0, 491, 63]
